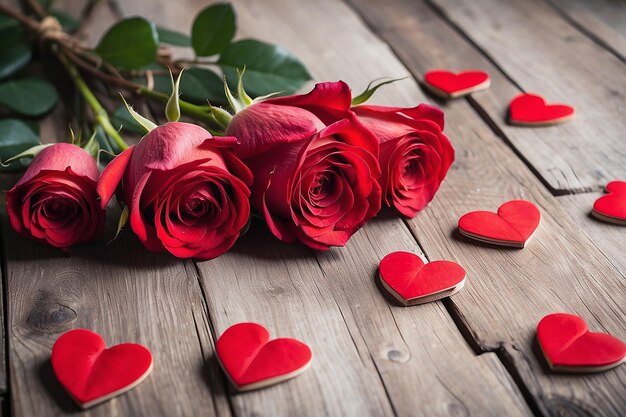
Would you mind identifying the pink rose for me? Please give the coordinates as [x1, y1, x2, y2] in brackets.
[353, 104, 454, 217]
[97, 122, 252, 260]
[226, 81, 381, 250]
[6, 143, 104, 249]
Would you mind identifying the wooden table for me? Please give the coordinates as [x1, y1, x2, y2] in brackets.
[1, 0, 625, 416]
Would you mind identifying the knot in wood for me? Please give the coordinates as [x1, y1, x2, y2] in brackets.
[546, 395, 597, 417]
[386, 348, 409, 363]
[27, 301, 77, 332]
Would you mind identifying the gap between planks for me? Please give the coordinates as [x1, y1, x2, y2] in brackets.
[343, 1, 625, 416]
[114, 1, 536, 416]
[543, 0, 626, 63]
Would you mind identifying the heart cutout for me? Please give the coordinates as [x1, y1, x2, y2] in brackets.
[537, 313, 626, 373]
[458, 200, 540, 248]
[424, 70, 490, 98]
[216, 322, 312, 391]
[592, 181, 626, 225]
[508, 93, 574, 126]
[379, 251, 466, 306]
[51, 329, 153, 409]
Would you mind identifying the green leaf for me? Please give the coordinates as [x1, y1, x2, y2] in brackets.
[165, 68, 182, 122]
[0, 78, 59, 116]
[50, 10, 80, 32]
[224, 77, 244, 114]
[351, 77, 406, 106]
[191, 3, 235, 56]
[111, 105, 146, 135]
[179, 67, 224, 103]
[38, 0, 53, 11]
[0, 25, 32, 80]
[109, 204, 129, 244]
[95, 126, 113, 153]
[157, 27, 191, 47]
[23, 120, 40, 135]
[95, 126, 115, 167]
[209, 105, 233, 129]
[236, 67, 253, 106]
[0, 119, 40, 171]
[1, 144, 52, 167]
[119, 95, 157, 133]
[96, 17, 159, 70]
[218, 39, 311, 97]
[0, 15, 19, 32]
[82, 131, 99, 159]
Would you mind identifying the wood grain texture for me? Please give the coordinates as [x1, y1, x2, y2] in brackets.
[547, 0, 626, 60]
[350, 0, 626, 194]
[115, 0, 533, 415]
[2, 3, 230, 417]
[423, 104, 626, 417]
[346, 1, 626, 416]
[2, 207, 230, 417]
[559, 193, 626, 276]
[0, 209, 7, 395]
[431, 0, 626, 194]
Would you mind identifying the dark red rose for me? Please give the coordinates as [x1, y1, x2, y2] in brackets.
[353, 104, 454, 217]
[226, 81, 382, 249]
[97, 122, 252, 260]
[6, 143, 104, 249]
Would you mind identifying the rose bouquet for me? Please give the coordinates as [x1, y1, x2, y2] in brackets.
[1, 2, 453, 260]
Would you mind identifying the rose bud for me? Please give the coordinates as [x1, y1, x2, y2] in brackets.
[97, 122, 252, 260]
[5, 143, 105, 249]
[352, 104, 454, 217]
[226, 82, 382, 250]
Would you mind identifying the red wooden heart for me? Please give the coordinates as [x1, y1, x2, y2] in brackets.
[592, 181, 626, 225]
[379, 251, 466, 306]
[537, 313, 626, 373]
[508, 93, 574, 126]
[458, 200, 540, 248]
[216, 322, 312, 391]
[51, 329, 152, 409]
[424, 70, 490, 98]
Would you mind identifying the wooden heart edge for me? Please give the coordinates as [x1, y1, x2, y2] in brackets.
[422, 78, 491, 99]
[378, 273, 466, 306]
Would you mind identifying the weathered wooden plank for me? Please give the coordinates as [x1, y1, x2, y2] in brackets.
[547, 0, 626, 60]
[0, 0, 73, 397]
[198, 222, 533, 417]
[559, 193, 626, 276]
[432, 0, 626, 193]
[346, 1, 626, 415]
[117, 0, 534, 416]
[2, 4, 230, 416]
[198, 228, 398, 417]
[350, 0, 626, 194]
[2, 206, 229, 417]
[0, 205, 8, 396]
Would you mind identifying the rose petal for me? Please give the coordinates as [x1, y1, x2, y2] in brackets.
[97, 145, 135, 209]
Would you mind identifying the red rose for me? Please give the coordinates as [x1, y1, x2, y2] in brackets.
[97, 122, 252, 260]
[353, 104, 454, 217]
[6, 143, 104, 249]
[226, 82, 381, 250]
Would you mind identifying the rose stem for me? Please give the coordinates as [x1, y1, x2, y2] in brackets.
[57, 52, 130, 151]
[0, 3, 227, 135]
